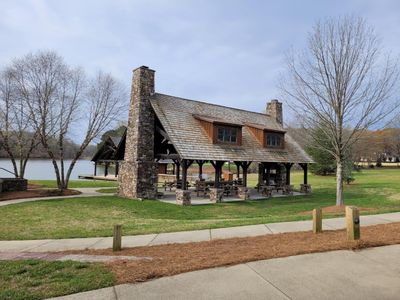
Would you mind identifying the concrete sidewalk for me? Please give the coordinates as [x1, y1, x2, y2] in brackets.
[1, 212, 399, 253]
[51, 244, 400, 300]
[0, 187, 109, 207]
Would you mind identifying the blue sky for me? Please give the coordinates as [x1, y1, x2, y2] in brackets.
[1, 0, 400, 132]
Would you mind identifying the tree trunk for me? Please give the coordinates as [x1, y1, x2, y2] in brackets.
[336, 160, 344, 206]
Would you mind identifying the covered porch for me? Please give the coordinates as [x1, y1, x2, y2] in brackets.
[157, 158, 311, 205]
[159, 186, 306, 205]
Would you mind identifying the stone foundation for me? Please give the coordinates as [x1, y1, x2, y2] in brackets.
[209, 188, 224, 203]
[283, 184, 294, 195]
[176, 189, 191, 206]
[237, 186, 250, 200]
[0, 178, 28, 193]
[261, 186, 273, 198]
[300, 184, 312, 194]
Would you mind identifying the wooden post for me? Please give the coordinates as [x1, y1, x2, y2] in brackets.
[175, 161, 180, 182]
[182, 159, 188, 190]
[234, 161, 241, 179]
[284, 163, 293, 185]
[94, 162, 97, 176]
[300, 163, 308, 184]
[196, 160, 205, 180]
[346, 206, 360, 240]
[211, 161, 225, 188]
[104, 162, 109, 177]
[257, 163, 263, 189]
[303, 164, 308, 184]
[313, 208, 322, 233]
[113, 224, 122, 251]
[115, 162, 119, 177]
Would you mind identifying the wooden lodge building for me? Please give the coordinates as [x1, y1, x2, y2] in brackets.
[101, 66, 313, 204]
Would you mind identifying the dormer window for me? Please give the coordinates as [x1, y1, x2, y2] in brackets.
[245, 122, 285, 149]
[265, 132, 284, 148]
[193, 114, 242, 146]
[217, 126, 238, 143]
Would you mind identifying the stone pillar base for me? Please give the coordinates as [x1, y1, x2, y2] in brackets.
[209, 188, 224, 203]
[176, 189, 191, 206]
[283, 184, 294, 195]
[237, 186, 250, 200]
[261, 186, 273, 198]
[300, 184, 312, 194]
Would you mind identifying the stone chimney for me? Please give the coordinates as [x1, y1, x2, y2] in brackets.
[266, 99, 283, 126]
[118, 66, 158, 199]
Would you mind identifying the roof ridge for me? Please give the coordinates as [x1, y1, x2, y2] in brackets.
[153, 92, 276, 119]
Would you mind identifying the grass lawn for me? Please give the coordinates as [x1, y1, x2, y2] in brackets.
[1, 168, 400, 240]
[30, 180, 118, 188]
[0, 260, 114, 300]
[96, 187, 118, 193]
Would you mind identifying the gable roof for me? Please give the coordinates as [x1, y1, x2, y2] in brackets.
[150, 93, 313, 163]
[91, 137, 118, 162]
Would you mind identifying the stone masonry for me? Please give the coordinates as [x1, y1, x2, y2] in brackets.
[300, 184, 312, 194]
[176, 189, 191, 206]
[0, 178, 28, 193]
[209, 188, 224, 203]
[266, 99, 283, 125]
[237, 186, 250, 200]
[118, 66, 158, 199]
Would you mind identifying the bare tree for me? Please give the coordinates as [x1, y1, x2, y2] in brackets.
[0, 68, 39, 178]
[11, 51, 126, 189]
[280, 16, 399, 206]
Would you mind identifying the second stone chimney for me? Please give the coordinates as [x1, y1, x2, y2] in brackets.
[266, 99, 283, 126]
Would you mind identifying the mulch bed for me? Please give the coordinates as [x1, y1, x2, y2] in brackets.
[0, 189, 81, 201]
[63, 222, 400, 284]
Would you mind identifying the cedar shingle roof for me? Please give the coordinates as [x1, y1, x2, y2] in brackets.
[150, 93, 313, 163]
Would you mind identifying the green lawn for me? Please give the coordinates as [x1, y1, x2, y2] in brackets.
[30, 180, 118, 188]
[96, 187, 118, 193]
[2, 168, 400, 240]
[0, 260, 114, 300]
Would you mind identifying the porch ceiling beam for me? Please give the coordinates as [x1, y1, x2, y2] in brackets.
[156, 126, 172, 144]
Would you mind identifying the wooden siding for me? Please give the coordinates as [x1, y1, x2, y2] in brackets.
[247, 126, 264, 146]
[197, 118, 214, 142]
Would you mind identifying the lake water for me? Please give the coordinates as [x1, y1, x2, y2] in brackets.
[0, 159, 103, 180]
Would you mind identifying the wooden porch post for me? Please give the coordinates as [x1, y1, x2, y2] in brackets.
[242, 161, 251, 187]
[94, 162, 97, 176]
[196, 160, 205, 180]
[181, 160, 194, 190]
[182, 159, 188, 190]
[104, 162, 109, 177]
[300, 163, 308, 184]
[174, 160, 181, 182]
[285, 163, 293, 185]
[266, 163, 271, 184]
[258, 163, 263, 188]
[115, 162, 119, 177]
[234, 161, 241, 179]
[211, 161, 224, 188]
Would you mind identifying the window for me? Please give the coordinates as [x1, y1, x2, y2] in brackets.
[265, 132, 283, 148]
[217, 126, 238, 143]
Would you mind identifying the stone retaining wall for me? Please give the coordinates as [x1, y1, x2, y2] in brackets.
[0, 178, 28, 193]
